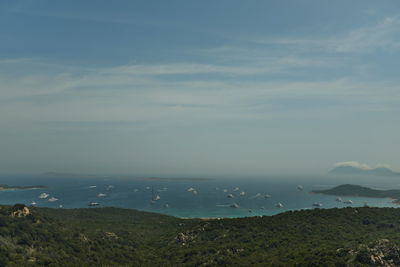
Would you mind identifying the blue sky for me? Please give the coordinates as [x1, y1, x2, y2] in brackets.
[1, 0, 400, 176]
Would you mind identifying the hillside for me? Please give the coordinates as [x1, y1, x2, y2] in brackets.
[2, 204, 400, 266]
[313, 184, 400, 200]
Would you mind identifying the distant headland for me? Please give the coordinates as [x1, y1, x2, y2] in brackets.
[0, 184, 47, 191]
[140, 177, 213, 181]
[313, 184, 400, 203]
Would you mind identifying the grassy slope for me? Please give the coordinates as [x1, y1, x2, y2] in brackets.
[2, 205, 400, 266]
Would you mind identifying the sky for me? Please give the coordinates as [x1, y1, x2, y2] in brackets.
[0, 0, 400, 177]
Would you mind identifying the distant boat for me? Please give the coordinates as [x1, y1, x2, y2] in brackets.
[239, 191, 246, 196]
[106, 185, 114, 191]
[264, 194, 272, 199]
[30, 201, 37, 206]
[88, 202, 99, 206]
[187, 187, 195, 192]
[48, 197, 58, 202]
[145, 186, 150, 190]
[233, 187, 240, 192]
[226, 194, 234, 198]
[164, 203, 170, 208]
[97, 193, 106, 198]
[223, 189, 228, 193]
[312, 203, 322, 207]
[297, 185, 304, 191]
[39, 193, 49, 199]
[154, 195, 161, 201]
[230, 203, 240, 208]
[343, 200, 353, 204]
[192, 190, 198, 195]
[336, 197, 342, 202]
[276, 203, 284, 208]
[88, 185, 97, 189]
[59, 204, 63, 208]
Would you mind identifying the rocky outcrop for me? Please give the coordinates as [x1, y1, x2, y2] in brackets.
[11, 205, 30, 218]
[347, 239, 400, 266]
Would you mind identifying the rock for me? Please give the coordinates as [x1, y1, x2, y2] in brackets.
[104, 232, 119, 240]
[176, 232, 193, 245]
[11, 205, 30, 218]
[349, 239, 400, 267]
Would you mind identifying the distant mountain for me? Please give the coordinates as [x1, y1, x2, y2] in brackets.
[329, 165, 400, 176]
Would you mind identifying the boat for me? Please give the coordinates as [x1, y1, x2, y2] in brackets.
[343, 200, 353, 204]
[230, 203, 240, 208]
[226, 194, 234, 198]
[187, 187, 195, 192]
[39, 193, 49, 199]
[106, 185, 114, 191]
[192, 190, 198, 195]
[233, 187, 240, 191]
[264, 194, 272, 199]
[239, 191, 246, 196]
[335, 197, 342, 202]
[48, 197, 58, 202]
[88, 185, 97, 188]
[97, 193, 106, 198]
[297, 185, 304, 191]
[223, 189, 228, 193]
[312, 203, 322, 207]
[154, 195, 161, 201]
[30, 201, 37, 206]
[276, 203, 284, 208]
[88, 202, 100, 206]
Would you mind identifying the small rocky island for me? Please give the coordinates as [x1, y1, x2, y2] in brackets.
[0, 184, 47, 191]
[313, 184, 400, 203]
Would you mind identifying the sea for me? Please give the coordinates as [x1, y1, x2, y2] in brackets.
[1, 174, 400, 218]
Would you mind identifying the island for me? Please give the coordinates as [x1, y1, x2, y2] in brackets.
[313, 184, 400, 203]
[0, 184, 47, 191]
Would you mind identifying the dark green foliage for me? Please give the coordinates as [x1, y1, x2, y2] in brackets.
[1, 204, 400, 266]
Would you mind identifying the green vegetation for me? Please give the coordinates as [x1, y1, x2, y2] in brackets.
[2, 204, 400, 266]
[313, 184, 400, 200]
[0, 185, 47, 191]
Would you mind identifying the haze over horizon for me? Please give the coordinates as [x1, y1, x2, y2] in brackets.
[1, 1, 399, 177]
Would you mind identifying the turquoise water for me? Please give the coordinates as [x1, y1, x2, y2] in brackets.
[0, 175, 399, 218]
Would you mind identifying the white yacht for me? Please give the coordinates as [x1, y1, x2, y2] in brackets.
[343, 200, 353, 204]
[88, 202, 100, 206]
[39, 193, 49, 199]
[97, 193, 107, 198]
[48, 197, 58, 202]
[297, 185, 304, 191]
[230, 203, 240, 208]
[312, 203, 323, 207]
[239, 191, 246, 196]
[276, 203, 284, 208]
[227, 194, 234, 198]
[336, 197, 342, 202]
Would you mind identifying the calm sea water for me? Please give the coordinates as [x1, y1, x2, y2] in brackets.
[1, 174, 399, 218]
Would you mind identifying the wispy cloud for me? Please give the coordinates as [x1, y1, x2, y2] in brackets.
[250, 16, 400, 53]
